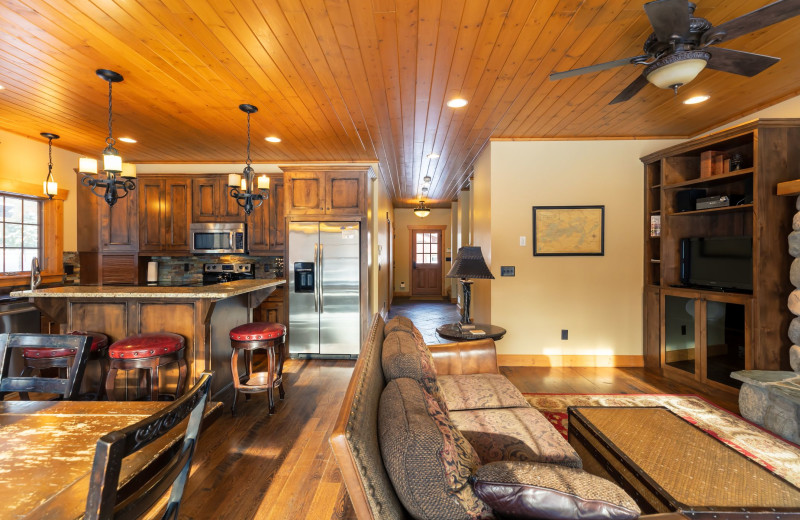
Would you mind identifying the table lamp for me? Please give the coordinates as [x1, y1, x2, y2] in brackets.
[446, 246, 494, 324]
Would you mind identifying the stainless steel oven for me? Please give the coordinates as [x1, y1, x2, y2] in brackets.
[190, 223, 246, 254]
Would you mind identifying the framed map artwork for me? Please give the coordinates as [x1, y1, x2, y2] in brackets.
[532, 205, 605, 256]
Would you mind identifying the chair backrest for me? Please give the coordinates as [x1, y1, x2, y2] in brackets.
[84, 371, 213, 520]
[0, 333, 92, 400]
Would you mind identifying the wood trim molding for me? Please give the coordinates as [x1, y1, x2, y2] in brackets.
[393, 290, 410, 298]
[406, 224, 447, 231]
[0, 177, 69, 200]
[497, 354, 645, 368]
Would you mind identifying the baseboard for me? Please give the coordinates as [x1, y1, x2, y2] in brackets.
[394, 290, 410, 298]
[497, 354, 645, 368]
[450, 297, 457, 303]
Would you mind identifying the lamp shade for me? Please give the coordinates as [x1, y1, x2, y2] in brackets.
[79, 157, 98, 174]
[413, 200, 431, 218]
[645, 51, 709, 89]
[446, 246, 494, 279]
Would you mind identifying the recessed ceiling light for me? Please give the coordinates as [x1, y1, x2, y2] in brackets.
[447, 98, 468, 108]
[683, 95, 710, 105]
[118, 137, 137, 143]
[265, 136, 281, 143]
[426, 153, 440, 159]
[0, 84, 5, 90]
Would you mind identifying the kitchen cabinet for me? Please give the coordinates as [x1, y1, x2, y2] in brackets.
[248, 176, 285, 254]
[139, 176, 191, 253]
[192, 176, 245, 223]
[255, 286, 286, 325]
[283, 167, 367, 216]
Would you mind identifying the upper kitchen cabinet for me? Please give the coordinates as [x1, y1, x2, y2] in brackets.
[192, 176, 245, 222]
[283, 166, 368, 216]
[139, 176, 191, 253]
[248, 176, 285, 254]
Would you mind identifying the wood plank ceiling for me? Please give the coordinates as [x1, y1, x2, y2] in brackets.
[1, 0, 799, 206]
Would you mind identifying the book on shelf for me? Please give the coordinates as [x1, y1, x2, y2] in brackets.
[650, 215, 661, 237]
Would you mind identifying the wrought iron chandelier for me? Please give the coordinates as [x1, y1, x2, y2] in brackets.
[227, 104, 269, 215]
[77, 69, 136, 207]
[41, 132, 59, 199]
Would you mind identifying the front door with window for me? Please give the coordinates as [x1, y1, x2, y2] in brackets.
[411, 229, 442, 296]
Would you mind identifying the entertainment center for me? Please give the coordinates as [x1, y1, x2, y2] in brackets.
[641, 119, 800, 394]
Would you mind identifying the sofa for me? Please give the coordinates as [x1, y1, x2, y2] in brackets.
[330, 315, 688, 520]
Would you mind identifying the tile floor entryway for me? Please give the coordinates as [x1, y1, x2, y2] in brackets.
[386, 297, 460, 344]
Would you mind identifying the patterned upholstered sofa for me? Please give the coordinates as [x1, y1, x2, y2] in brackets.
[330, 315, 687, 520]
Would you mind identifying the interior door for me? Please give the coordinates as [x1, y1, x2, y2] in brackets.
[411, 229, 442, 296]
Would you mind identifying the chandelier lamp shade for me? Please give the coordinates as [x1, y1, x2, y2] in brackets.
[413, 200, 431, 218]
[41, 132, 59, 199]
[77, 69, 136, 207]
[228, 104, 269, 216]
[644, 50, 710, 93]
[446, 246, 494, 324]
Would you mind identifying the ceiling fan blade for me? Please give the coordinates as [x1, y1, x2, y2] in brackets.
[609, 75, 650, 105]
[644, 0, 690, 42]
[706, 47, 780, 77]
[703, 0, 800, 45]
[549, 56, 646, 81]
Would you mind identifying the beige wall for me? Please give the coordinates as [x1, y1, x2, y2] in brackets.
[367, 167, 394, 318]
[471, 147, 492, 323]
[0, 129, 80, 251]
[393, 208, 452, 296]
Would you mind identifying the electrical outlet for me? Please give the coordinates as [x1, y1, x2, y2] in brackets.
[400, 281, 406, 288]
[561, 329, 568, 340]
[681, 325, 687, 335]
[519, 236, 526, 246]
[500, 266, 515, 277]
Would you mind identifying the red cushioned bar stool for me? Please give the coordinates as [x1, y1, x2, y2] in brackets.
[20, 331, 110, 400]
[229, 322, 287, 416]
[104, 333, 187, 401]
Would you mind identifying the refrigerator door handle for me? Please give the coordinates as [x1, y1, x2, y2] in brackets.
[319, 244, 324, 314]
[313, 243, 319, 312]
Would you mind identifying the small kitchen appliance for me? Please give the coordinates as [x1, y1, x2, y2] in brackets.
[190, 223, 246, 254]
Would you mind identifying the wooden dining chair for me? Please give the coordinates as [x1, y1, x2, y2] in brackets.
[84, 371, 213, 520]
[0, 333, 92, 400]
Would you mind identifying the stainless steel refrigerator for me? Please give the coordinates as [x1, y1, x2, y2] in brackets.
[288, 221, 361, 356]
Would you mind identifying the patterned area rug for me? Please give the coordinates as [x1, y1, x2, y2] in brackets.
[525, 393, 800, 487]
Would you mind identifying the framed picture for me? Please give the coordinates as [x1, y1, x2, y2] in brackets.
[532, 205, 605, 256]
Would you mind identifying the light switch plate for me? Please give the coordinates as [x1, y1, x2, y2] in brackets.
[519, 236, 526, 246]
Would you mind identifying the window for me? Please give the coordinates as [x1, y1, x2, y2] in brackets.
[0, 195, 41, 273]
[415, 232, 439, 265]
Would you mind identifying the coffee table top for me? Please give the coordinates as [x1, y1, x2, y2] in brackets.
[569, 406, 800, 511]
[435, 323, 506, 341]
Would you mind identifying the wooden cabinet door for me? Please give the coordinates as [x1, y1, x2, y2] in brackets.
[326, 170, 365, 215]
[164, 179, 191, 251]
[248, 176, 283, 254]
[138, 178, 165, 252]
[269, 179, 285, 251]
[101, 185, 138, 252]
[219, 177, 245, 221]
[192, 177, 219, 223]
[285, 171, 325, 215]
[248, 195, 270, 254]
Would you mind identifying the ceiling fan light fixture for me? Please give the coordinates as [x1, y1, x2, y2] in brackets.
[644, 50, 710, 91]
[683, 94, 710, 104]
[414, 200, 431, 218]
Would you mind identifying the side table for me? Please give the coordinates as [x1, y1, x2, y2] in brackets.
[436, 323, 506, 341]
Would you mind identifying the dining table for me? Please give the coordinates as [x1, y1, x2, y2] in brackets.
[0, 399, 222, 519]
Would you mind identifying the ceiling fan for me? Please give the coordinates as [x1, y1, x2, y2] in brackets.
[550, 0, 800, 104]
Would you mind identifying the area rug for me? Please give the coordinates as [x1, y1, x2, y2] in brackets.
[525, 393, 800, 487]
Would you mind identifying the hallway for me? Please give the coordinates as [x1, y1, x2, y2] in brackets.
[386, 297, 460, 344]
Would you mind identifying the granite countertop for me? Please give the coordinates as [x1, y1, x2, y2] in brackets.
[10, 278, 286, 300]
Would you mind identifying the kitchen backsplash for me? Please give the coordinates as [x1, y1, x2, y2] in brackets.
[149, 255, 283, 285]
[63, 251, 80, 285]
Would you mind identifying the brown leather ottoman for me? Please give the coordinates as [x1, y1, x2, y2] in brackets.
[567, 406, 800, 518]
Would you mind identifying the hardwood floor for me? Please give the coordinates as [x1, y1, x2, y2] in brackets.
[164, 354, 741, 519]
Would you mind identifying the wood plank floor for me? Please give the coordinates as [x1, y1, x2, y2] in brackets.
[164, 357, 741, 519]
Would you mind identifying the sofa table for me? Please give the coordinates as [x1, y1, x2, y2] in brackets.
[567, 406, 800, 516]
[435, 323, 506, 341]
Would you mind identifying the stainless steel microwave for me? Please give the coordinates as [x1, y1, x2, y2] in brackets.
[190, 223, 246, 254]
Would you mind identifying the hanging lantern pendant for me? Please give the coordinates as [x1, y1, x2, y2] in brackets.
[228, 103, 269, 215]
[41, 133, 60, 199]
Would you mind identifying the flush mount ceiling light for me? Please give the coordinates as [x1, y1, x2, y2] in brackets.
[413, 200, 431, 218]
[644, 50, 710, 93]
[426, 153, 440, 159]
[265, 136, 281, 143]
[423, 175, 432, 184]
[77, 69, 136, 207]
[447, 98, 468, 108]
[228, 104, 269, 216]
[683, 94, 711, 104]
[40, 132, 59, 199]
[118, 137, 137, 143]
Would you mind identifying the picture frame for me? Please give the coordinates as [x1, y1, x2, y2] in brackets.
[532, 205, 605, 256]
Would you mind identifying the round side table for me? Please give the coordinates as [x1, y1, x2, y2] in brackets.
[435, 323, 506, 341]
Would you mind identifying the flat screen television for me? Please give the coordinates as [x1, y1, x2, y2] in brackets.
[680, 236, 753, 292]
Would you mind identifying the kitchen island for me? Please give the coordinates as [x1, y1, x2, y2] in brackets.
[12, 279, 286, 400]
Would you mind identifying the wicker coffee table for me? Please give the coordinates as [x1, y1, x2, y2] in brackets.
[567, 406, 800, 517]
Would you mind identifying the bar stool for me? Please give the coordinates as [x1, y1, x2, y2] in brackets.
[105, 333, 187, 401]
[20, 331, 109, 400]
[229, 322, 287, 416]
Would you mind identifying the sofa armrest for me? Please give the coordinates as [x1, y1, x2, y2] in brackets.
[429, 339, 499, 375]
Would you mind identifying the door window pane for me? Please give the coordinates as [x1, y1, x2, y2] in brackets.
[0, 195, 42, 274]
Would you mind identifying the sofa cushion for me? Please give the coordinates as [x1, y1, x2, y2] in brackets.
[379, 378, 493, 520]
[450, 408, 582, 468]
[385, 315, 422, 337]
[382, 330, 448, 414]
[473, 461, 640, 520]
[438, 374, 530, 411]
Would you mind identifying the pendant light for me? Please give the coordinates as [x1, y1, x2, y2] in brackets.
[227, 104, 269, 215]
[413, 200, 431, 218]
[77, 69, 136, 207]
[41, 132, 59, 199]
